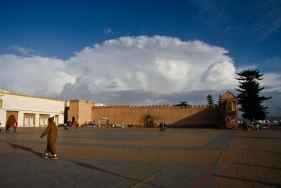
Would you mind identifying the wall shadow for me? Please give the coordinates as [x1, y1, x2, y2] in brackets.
[8, 143, 41, 156]
[71, 160, 163, 188]
[168, 107, 221, 128]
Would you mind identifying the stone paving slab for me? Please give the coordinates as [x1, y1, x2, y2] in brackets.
[0, 127, 281, 187]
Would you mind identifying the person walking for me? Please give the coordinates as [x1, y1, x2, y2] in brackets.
[247, 122, 251, 131]
[6, 121, 10, 131]
[159, 123, 162, 131]
[255, 122, 260, 133]
[40, 116, 58, 159]
[163, 122, 167, 131]
[14, 121, 18, 132]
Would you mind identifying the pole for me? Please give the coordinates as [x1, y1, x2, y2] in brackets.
[278, 106, 281, 121]
[274, 106, 281, 123]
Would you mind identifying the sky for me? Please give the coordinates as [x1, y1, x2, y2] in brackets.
[0, 0, 281, 118]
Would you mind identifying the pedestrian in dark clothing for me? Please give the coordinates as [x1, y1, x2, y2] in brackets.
[6, 121, 10, 131]
[159, 123, 162, 131]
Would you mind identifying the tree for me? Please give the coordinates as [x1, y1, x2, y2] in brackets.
[173, 101, 191, 108]
[206, 94, 215, 107]
[217, 95, 221, 106]
[236, 69, 271, 120]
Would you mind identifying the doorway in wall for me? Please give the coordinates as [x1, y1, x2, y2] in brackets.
[146, 116, 154, 128]
[6, 111, 18, 127]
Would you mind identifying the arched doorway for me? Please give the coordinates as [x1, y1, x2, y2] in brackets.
[146, 116, 154, 128]
[6, 111, 18, 127]
[7, 115, 16, 127]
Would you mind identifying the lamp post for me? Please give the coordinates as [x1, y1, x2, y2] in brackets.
[274, 106, 281, 122]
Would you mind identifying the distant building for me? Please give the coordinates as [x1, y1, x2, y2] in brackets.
[0, 89, 65, 128]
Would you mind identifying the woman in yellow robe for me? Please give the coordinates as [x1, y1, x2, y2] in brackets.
[40, 116, 58, 159]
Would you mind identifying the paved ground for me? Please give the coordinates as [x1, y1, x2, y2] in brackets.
[0, 126, 281, 188]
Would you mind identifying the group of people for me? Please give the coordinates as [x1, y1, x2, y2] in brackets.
[243, 121, 260, 132]
[159, 122, 167, 131]
[4, 121, 18, 132]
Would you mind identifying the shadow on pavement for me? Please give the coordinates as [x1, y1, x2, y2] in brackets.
[71, 160, 163, 188]
[8, 143, 42, 156]
[235, 136, 281, 140]
[244, 149, 281, 155]
[213, 174, 281, 187]
[234, 163, 281, 171]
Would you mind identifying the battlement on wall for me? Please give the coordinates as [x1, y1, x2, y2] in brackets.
[93, 104, 219, 109]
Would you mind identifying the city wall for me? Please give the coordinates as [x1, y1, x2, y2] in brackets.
[91, 105, 221, 128]
[67, 91, 238, 129]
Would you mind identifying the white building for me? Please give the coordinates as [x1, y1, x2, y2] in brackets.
[0, 89, 65, 128]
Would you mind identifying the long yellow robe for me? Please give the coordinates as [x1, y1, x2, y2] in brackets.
[41, 119, 58, 155]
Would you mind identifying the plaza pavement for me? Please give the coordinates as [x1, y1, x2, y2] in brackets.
[0, 126, 281, 188]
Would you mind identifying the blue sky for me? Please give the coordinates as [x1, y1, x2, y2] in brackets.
[1, 0, 281, 117]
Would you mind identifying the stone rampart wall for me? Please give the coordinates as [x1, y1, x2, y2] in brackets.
[92, 105, 221, 128]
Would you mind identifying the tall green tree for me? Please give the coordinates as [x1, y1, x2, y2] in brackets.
[236, 69, 271, 120]
[206, 94, 215, 107]
[217, 95, 221, 106]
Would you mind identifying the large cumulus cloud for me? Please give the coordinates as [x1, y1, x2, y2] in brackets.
[65, 35, 237, 96]
[1, 35, 279, 114]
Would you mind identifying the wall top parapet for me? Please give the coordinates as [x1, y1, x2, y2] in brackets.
[92, 104, 219, 109]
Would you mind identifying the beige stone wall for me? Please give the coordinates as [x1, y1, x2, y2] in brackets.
[68, 100, 79, 123]
[78, 100, 95, 124]
[68, 100, 95, 124]
[69, 91, 237, 129]
[92, 105, 221, 128]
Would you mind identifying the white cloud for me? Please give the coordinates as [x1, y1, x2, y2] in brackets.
[66, 36, 237, 94]
[1, 35, 280, 115]
[223, 27, 233, 33]
[236, 65, 257, 73]
[190, 0, 281, 39]
[0, 55, 75, 97]
[104, 29, 113, 34]
[260, 72, 281, 92]
[12, 45, 34, 55]
[255, 0, 281, 39]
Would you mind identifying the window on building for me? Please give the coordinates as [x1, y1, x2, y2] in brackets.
[55, 115, 59, 125]
[232, 101, 236, 111]
[39, 114, 50, 127]
[24, 113, 36, 127]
